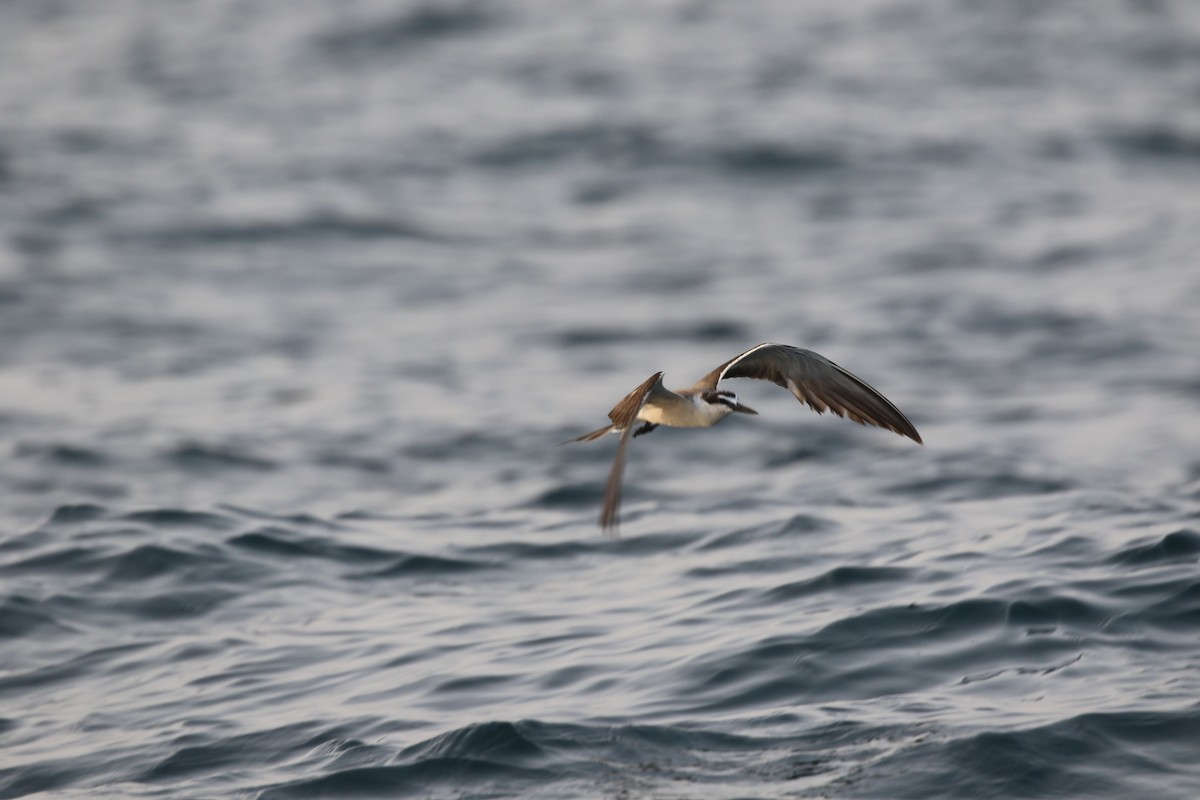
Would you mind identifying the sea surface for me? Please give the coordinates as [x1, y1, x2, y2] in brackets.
[2, 1, 1200, 798]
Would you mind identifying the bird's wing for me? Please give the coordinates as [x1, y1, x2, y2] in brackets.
[599, 422, 635, 533]
[599, 371, 665, 532]
[606, 371, 667, 428]
[692, 343, 922, 443]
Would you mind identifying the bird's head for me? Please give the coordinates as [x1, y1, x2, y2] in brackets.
[702, 389, 757, 415]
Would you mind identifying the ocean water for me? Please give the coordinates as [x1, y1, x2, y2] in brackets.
[2, 1, 1200, 798]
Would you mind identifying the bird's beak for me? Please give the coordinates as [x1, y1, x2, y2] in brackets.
[732, 402, 757, 415]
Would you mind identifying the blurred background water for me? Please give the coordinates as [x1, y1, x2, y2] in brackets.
[2, 1, 1200, 798]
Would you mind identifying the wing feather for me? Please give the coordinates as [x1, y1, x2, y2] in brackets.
[693, 343, 921, 443]
[599, 422, 635, 532]
[598, 371, 665, 532]
[607, 371, 666, 428]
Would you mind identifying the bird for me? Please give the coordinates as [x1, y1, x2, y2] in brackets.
[566, 343, 922, 531]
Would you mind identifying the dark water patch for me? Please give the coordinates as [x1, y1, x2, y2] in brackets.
[1031, 242, 1096, 271]
[678, 598, 1091, 711]
[894, 237, 991, 273]
[685, 555, 810, 580]
[852, 707, 1200, 800]
[404, 720, 545, 762]
[316, 2, 498, 58]
[902, 137, 981, 166]
[1111, 528, 1200, 566]
[607, 529, 705, 556]
[380, 641, 474, 672]
[634, 719, 837, 776]
[460, 516, 530, 533]
[713, 141, 845, 176]
[137, 722, 317, 783]
[812, 599, 1010, 648]
[570, 177, 631, 205]
[164, 636, 249, 666]
[1067, 491, 1180, 520]
[1129, 32, 1200, 69]
[29, 533, 275, 592]
[302, 732, 398, 774]
[556, 318, 747, 346]
[115, 588, 235, 621]
[334, 509, 415, 523]
[808, 188, 854, 220]
[53, 126, 115, 155]
[0, 761, 82, 800]
[765, 566, 914, 602]
[228, 527, 394, 564]
[13, 442, 109, 467]
[315, 451, 392, 474]
[464, 538, 595, 562]
[0, 545, 108, 576]
[124, 214, 447, 248]
[535, 663, 602, 691]
[0, 642, 151, 698]
[43, 503, 109, 525]
[693, 586, 758, 610]
[528, 482, 600, 509]
[103, 543, 200, 581]
[357, 552, 493, 579]
[186, 644, 324, 691]
[1136, 579, 1200, 632]
[0, 282, 24, 307]
[888, 469, 1073, 501]
[1002, 594, 1112, 630]
[518, 719, 846, 791]
[1109, 125, 1200, 161]
[165, 443, 277, 473]
[121, 508, 235, 530]
[219, 505, 345, 530]
[761, 428, 861, 466]
[959, 301, 1071, 336]
[1160, 375, 1200, 403]
[29, 193, 109, 228]
[472, 121, 666, 169]
[432, 673, 518, 696]
[697, 513, 835, 551]
[92, 314, 208, 344]
[954, 302, 1153, 363]
[1027, 533, 1098, 561]
[0, 595, 74, 639]
[261, 758, 551, 800]
[270, 719, 836, 800]
[404, 432, 514, 462]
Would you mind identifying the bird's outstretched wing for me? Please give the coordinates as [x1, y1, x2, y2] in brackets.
[598, 371, 665, 532]
[606, 371, 667, 428]
[563, 370, 668, 444]
[691, 343, 922, 443]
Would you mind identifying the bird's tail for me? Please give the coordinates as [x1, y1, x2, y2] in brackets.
[560, 424, 614, 445]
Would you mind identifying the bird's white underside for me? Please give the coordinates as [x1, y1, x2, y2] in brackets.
[636, 393, 734, 428]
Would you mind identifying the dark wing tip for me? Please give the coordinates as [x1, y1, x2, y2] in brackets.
[776, 354, 922, 446]
[883, 417, 922, 444]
